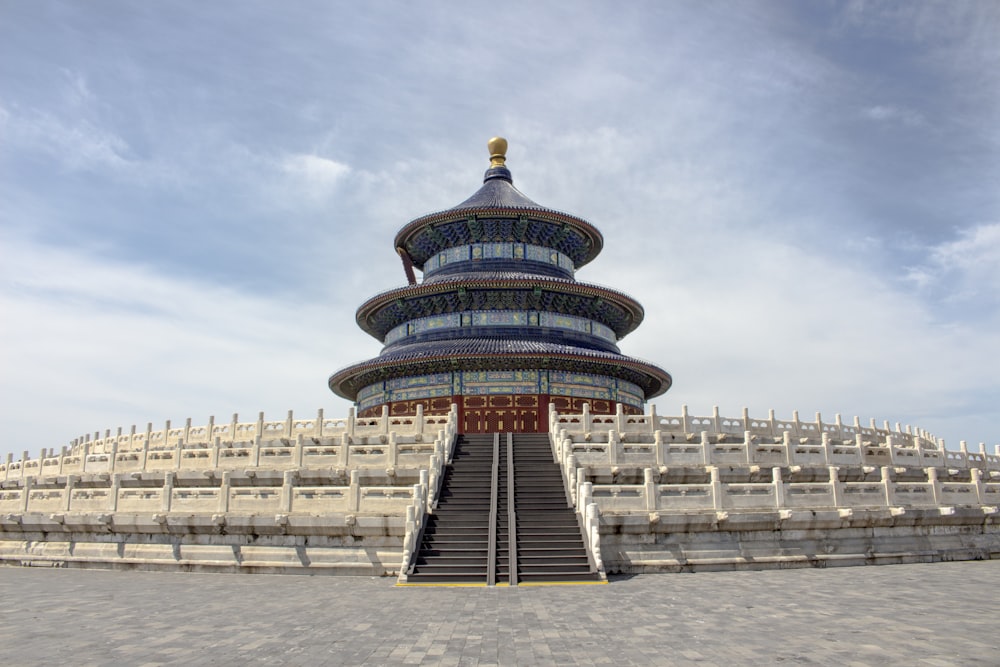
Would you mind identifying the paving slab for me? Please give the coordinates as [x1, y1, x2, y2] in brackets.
[0, 560, 997, 665]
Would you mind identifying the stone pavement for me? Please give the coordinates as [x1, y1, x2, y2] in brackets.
[0, 561, 997, 666]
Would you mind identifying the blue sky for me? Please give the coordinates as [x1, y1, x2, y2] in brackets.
[1, 1, 998, 458]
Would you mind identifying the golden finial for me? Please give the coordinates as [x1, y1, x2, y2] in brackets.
[488, 136, 508, 168]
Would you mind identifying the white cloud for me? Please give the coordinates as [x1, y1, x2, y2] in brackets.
[2, 105, 132, 171]
[863, 104, 925, 126]
[0, 233, 357, 459]
[905, 223, 1000, 301]
[281, 153, 351, 200]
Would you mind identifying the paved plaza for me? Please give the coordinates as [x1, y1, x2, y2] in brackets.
[0, 560, 997, 666]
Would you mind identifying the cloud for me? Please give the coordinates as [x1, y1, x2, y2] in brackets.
[280, 153, 351, 201]
[905, 223, 1000, 302]
[0, 2, 997, 458]
[2, 104, 133, 172]
[863, 104, 925, 126]
[0, 232, 357, 459]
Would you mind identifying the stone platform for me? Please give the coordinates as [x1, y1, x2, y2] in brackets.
[0, 560, 997, 665]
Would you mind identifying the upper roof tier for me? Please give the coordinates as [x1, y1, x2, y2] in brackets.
[394, 138, 604, 271]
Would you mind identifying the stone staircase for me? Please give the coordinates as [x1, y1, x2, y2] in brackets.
[511, 433, 599, 583]
[405, 432, 600, 585]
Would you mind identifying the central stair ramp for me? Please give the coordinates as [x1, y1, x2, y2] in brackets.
[402, 432, 604, 585]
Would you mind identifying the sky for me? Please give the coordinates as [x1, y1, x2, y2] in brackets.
[1, 1, 998, 459]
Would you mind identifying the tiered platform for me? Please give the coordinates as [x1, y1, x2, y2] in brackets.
[550, 404, 1000, 572]
[0, 407, 457, 574]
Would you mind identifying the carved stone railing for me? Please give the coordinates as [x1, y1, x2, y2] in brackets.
[398, 405, 458, 581]
[0, 468, 432, 517]
[1, 405, 460, 483]
[569, 466, 999, 515]
[549, 405, 1000, 473]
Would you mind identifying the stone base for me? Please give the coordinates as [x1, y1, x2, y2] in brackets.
[0, 512, 405, 575]
[600, 507, 1000, 573]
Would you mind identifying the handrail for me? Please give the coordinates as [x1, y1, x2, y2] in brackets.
[487, 432, 499, 587]
[506, 432, 517, 586]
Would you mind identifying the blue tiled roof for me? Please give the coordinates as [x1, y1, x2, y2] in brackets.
[449, 168, 551, 212]
[372, 337, 631, 362]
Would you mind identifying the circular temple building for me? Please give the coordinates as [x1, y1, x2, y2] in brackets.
[329, 138, 671, 433]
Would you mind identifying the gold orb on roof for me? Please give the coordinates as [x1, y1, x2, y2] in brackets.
[488, 136, 508, 167]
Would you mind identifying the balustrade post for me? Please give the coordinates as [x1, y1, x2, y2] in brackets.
[821, 433, 831, 465]
[615, 403, 625, 432]
[251, 435, 261, 468]
[415, 404, 424, 435]
[230, 413, 239, 444]
[380, 405, 389, 435]
[578, 481, 593, 512]
[654, 430, 665, 466]
[582, 403, 592, 437]
[211, 437, 221, 468]
[886, 434, 898, 464]
[294, 434, 304, 468]
[109, 473, 121, 512]
[64, 474, 77, 511]
[709, 466, 722, 510]
[338, 433, 350, 468]
[644, 468, 656, 511]
[174, 437, 183, 470]
[184, 418, 192, 444]
[772, 467, 785, 509]
[21, 477, 32, 512]
[388, 432, 399, 467]
[648, 403, 657, 433]
[349, 470, 361, 512]
[768, 409, 777, 438]
[700, 431, 710, 465]
[829, 466, 843, 507]
[970, 468, 984, 505]
[281, 470, 295, 512]
[218, 471, 230, 513]
[317, 408, 325, 437]
[927, 467, 942, 506]
[567, 455, 578, 502]
[256, 412, 265, 439]
[712, 405, 721, 433]
[881, 466, 894, 507]
[285, 409, 294, 438]
[743, 431, 753, 466]
[608, 430, 620, 465]
[681, 404, 690, 433]
[742, 407, 751, 434]
[162, 472, 174, 513]
[141, 424, 152, 471]
[782, 431, 792, 466]
[109, 440, 119, 474]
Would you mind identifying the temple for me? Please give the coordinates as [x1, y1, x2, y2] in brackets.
[0, 139, 996, 580]
[329, 137, 671, 433]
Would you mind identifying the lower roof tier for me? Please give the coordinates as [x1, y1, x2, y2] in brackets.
[328, 337, 672, 401]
